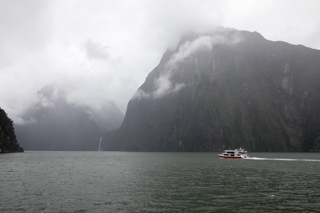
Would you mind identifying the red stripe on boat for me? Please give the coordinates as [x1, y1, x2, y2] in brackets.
[219, 156, 243, 159]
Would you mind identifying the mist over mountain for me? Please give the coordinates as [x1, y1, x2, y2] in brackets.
[15, 83, 124, 151]
[0, 108, 23, 153]
[102, 27, 320, 152]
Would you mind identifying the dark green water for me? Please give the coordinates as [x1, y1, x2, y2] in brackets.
[1, 152, 320, 212]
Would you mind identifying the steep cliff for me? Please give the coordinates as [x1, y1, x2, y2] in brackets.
[0, 108, 24, 153]
[103, 27, 320, 151]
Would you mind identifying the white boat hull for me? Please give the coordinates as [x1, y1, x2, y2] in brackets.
[218, 148, 248, 159]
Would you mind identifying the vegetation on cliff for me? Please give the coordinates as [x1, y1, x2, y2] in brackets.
[0, 108, 24, 153]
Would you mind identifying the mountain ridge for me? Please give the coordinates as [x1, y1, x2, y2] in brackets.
[15, 83, 124, 150]
[102, 28, 320, 152]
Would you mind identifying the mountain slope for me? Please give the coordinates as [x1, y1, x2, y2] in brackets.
[103, 27, 320, 151]
[0, 108, 24, 153]
[15, 84, 124, 151]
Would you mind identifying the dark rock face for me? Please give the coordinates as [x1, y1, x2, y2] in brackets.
[0, 108, 24, 153]
[103, 27, 320, 152]
[15, 84, 124, 151]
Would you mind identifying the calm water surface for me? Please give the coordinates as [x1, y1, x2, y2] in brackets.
[1, 152, 320, 212]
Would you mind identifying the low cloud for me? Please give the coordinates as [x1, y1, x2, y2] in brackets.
[38, 96, 56, 108]
[2, 0, 320, 123]
[153, 74, 185, 98]
[82, 39, 109, 60]
[153, 74, 172, 98]
[132, 89, 150, 100]
[35, 79, 115, 111]
[167, 30, 243, 68]
[133, 74, 185, 100]
[133, 29, 242, 100]
[15, 117, 37, 125]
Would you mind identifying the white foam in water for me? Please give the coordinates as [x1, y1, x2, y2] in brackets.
[246, 157, 320, 162]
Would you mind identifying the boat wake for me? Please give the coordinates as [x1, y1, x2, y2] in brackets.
[246, 157, 320, 162]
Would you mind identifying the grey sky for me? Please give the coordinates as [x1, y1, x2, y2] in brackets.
[1, 0, 320, 123]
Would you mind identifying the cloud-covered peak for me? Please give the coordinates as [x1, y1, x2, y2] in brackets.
[168, 28, 243, 68]
[1, 0, 320, 124]
[133, 28, 244, 100]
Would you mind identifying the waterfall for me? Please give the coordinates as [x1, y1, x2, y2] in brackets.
[98, 137, 102, 151]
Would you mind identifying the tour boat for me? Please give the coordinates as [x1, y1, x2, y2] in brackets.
[219, 148, 248, 159]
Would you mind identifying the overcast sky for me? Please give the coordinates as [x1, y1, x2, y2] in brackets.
[1, 0, 320, 123]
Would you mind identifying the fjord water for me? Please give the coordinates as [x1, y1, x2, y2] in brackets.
[1, 152, 320, 213]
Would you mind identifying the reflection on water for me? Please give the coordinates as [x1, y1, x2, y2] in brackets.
[0, 151, 320, 212]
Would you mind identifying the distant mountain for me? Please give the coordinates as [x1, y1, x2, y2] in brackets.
[102, 27, 320, 152]
[15, 83, 124, 150]
[0, 108, 24, 153]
